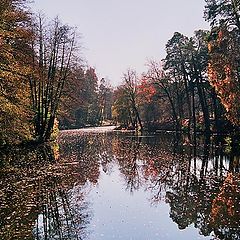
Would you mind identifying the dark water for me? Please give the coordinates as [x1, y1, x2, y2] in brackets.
[0, 128, 239, 240]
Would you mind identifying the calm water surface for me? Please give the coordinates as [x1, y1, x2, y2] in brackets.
[0, 128, 239, 239]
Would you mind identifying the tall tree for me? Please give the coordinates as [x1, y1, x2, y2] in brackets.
[58, 66, 102, 129]
[123, 69, 143, 131]
[137, 77, 160, 129]
[0, 0, 33, 145]
[207, 27, 240, 126]
[29, 16, 76, 142]
[98, 78, 113, 124]
[112, 70, 143, 130]
[163, 32, 192, 132]
[190, 30, 211, 133]
[112, 85, 132, 128]
[147, 61, 182, 131]
[204, 0, 240, 31]
[83, 67, 100, 126]
[205, 0, 240, 126]
[163, 31, 213, 133]
[58, 65, 85, 128]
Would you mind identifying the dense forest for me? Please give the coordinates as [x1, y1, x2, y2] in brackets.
[1, 0, 240, 146]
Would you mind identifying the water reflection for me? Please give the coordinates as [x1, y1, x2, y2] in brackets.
[0, 144, 92, 239]
[0, 131, 239, 239]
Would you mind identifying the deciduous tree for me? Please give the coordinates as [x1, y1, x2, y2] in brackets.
[205, 0, 240, 126]
[0, 0, 33, 145]
[29, 15, 76, 142]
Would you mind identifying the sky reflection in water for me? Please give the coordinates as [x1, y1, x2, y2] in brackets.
[87, 165, 210, 240]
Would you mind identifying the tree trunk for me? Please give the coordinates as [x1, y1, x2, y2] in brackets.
[192, 60, 211, 133]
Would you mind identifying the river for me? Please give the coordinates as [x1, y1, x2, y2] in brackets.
[0, 127, 239, 239]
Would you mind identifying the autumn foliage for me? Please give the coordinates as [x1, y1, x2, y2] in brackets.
[208, 28, 240, 126]
[0, 1, 105, 145]
[0, 0, 33, 144]
[1, 0, 240, 146]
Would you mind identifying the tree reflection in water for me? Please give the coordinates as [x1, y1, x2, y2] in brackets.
[32, 175, 91, 240]
[109, 132, 240, 240]
[162, 137, 240, 240]
[0, 143, 93, 240]
[0, 131, 239, 239]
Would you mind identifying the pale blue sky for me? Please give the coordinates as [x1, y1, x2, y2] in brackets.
[31, 0, 209, 86]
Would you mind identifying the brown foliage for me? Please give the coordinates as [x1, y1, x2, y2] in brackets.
[208, 28, 240, 125]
